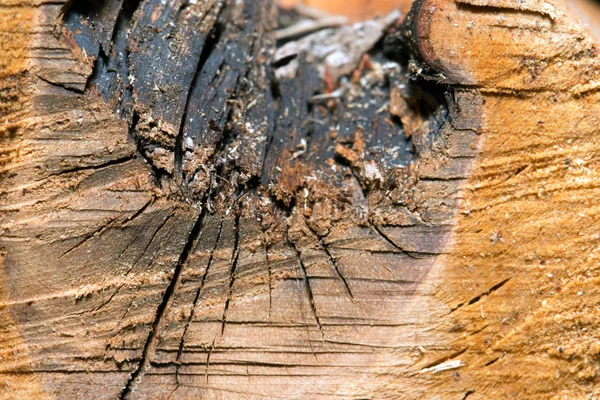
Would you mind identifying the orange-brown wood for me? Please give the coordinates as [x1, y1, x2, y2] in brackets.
[278, 0, 413, 19]
[395, 0, 600, 398]
[305, 0, 412, 18]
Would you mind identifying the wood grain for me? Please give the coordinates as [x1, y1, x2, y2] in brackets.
[1, 0, 599, 398]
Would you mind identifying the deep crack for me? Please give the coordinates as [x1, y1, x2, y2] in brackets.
[287, 234, 325, 339]
[119, 207, 208, 399]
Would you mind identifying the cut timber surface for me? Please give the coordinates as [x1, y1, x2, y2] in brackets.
[1, 0, 600, 399]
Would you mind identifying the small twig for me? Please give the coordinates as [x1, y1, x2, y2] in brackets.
[311, 85, 347, 101]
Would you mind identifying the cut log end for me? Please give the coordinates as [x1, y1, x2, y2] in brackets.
[1, 0, 600, 399]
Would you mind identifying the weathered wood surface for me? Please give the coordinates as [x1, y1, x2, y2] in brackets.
[1, 0, 600, 399]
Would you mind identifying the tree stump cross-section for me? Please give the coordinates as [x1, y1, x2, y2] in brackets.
[1, 0, 600, 399]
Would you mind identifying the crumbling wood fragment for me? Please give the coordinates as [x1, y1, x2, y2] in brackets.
[1, 0, 600, 399]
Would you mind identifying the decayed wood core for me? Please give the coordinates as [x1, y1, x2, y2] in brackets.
[1, 0, 599, 399]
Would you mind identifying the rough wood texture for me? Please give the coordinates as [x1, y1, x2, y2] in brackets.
[1, 0, 599, 399]
[399, 1, 600, 398]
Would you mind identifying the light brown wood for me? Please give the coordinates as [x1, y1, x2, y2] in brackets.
[399, 1, 600, 398]
[1, 0, 600, 399]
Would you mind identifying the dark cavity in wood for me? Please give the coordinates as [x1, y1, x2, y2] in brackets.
[62, 0, 450, 215]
